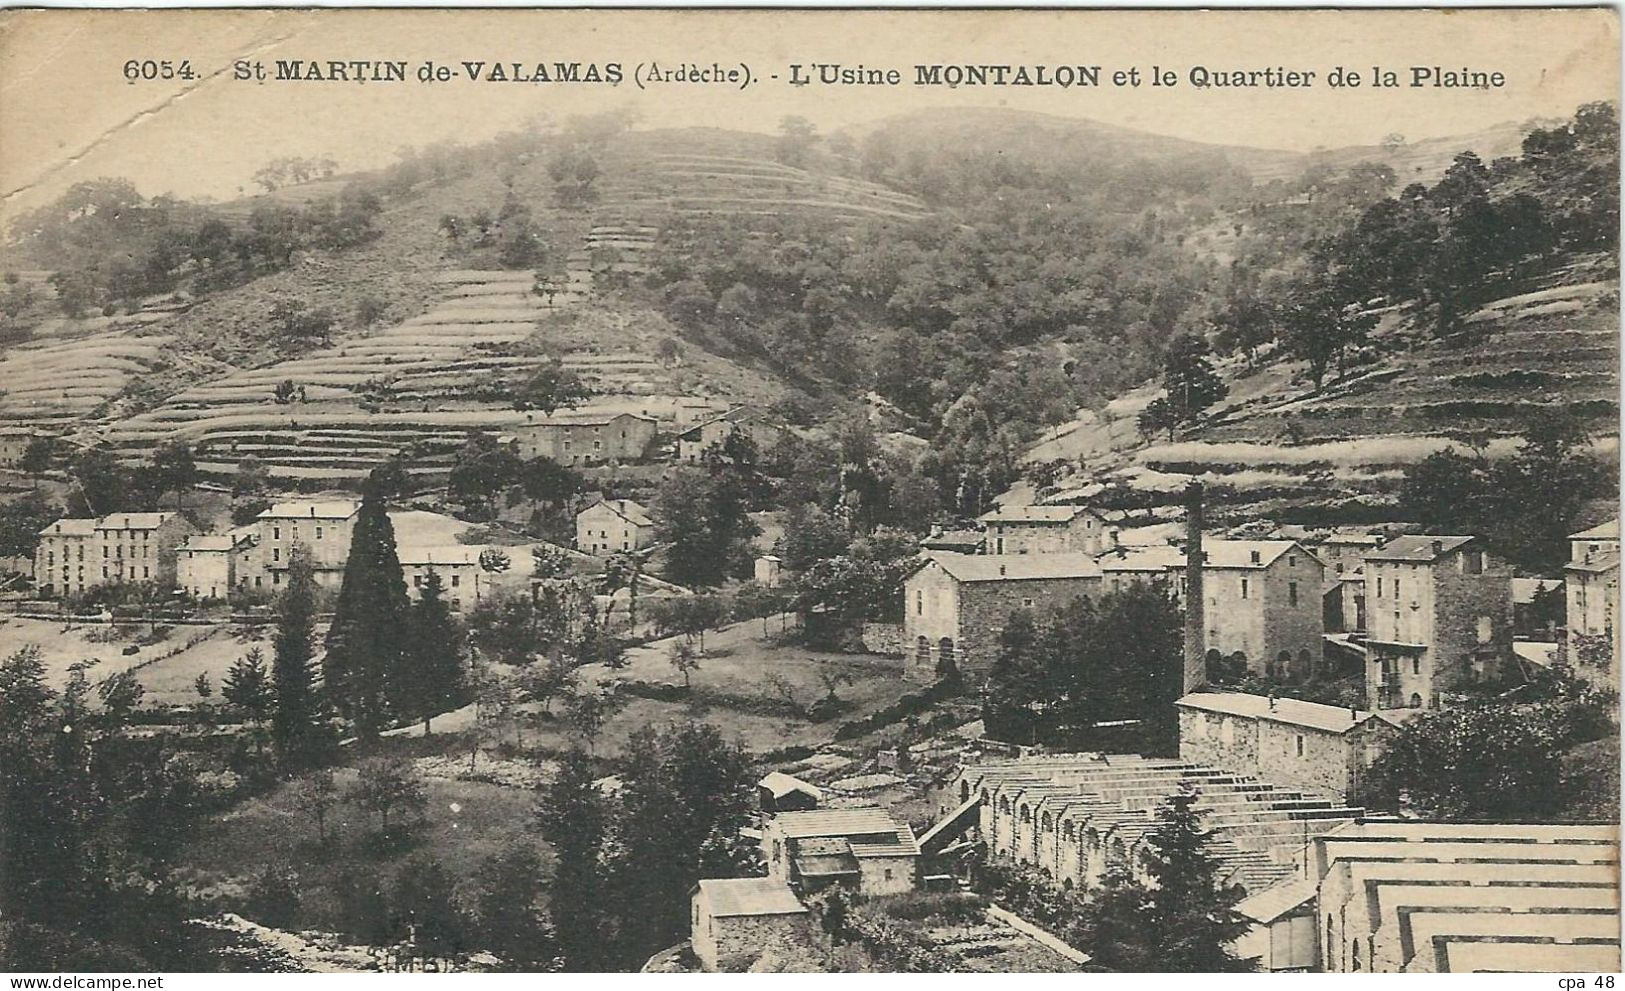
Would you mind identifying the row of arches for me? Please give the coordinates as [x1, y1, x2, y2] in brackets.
[914, 636, 960, 677]
[983, 786, 1143, 890]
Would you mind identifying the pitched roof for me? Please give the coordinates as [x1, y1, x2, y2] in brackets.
[39, 518, 98, 536]
[1365, 535, 1476, 563]
[759, 771, 822, 802]
[925, 551, 1101, 583]
[1570, 519, 1619, 541]
[258, 501, 359, 520]
[179, 533, 249, 552]
[526, 410, 654, 427]
[850, 825, 921, 859]
[695, 877, 807, 918]
[1176, 692, 1386, 735]
[396, 545, 480, 566]
[581, 498, 653, 528]
[1099, 545, 1185, 573]
[1567, 549, 1620, 574]
[94, 512, 178, 531]
[769, 807, 904, 839]
[1197, 539, 1306, 569]
[1235, 877, 1317, 924]
[978, 504, 1097, 525]
[1322, 531, 1385, 546]
[1511, 577, 1564, 603]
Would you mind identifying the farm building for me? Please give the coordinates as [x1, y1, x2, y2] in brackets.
[1306, 821, 1620, 973]
[1175, 692, 1401, 802]
[919, 527, 985, 555]
[761, 807, 920, 896]
[509, 410, 656, 465]
[576, 499, 655, 555]
[1362, 536, 1512, 710]
[901, 551, 1102, 682]
[398, 545, 484, 611]
[176, 530, 257, 601]
[250, 501, 360, 589]
[677, 406, 783, 463]
[689, 877, 814, 972]
[758, 771, 821, 813]
[977, 504, 1116, 556]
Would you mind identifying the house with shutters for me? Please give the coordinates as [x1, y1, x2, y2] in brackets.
[575, 498, 655, 555]
[249, 501, 360, 590]
[1362, 535, 1512, 710]
[977, 504, 1117, 556]
[901, 551, 1103, 681]
[34, 518, 99, 598]
[509, 410, 656, 466]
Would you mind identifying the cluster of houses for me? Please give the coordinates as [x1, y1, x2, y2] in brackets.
[901, 499, 1618, 703]
[497, 403, 782, 468]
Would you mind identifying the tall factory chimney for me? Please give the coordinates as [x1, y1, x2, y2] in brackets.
[1183, 481, 1207, 694]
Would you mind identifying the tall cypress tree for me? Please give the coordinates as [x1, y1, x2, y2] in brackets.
[271, 543, 324, 770]
[324, 485, 409, 740]
[398, 571, 467, 734]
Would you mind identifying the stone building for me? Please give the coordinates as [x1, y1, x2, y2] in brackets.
[0, 426, 37, 468]
[677, 406, 783, 463]
[176, 530, 257, 601]
[1313, 531, 1385, 577]
[1175, 692, 1401, 802]
[1100, 539, 1325, 681]
[91, 512, 197, 588]
[509, 410, 656, 466]
[953, 755, 1363, 899]
[758, 771, 821, 814]
[33, 518, 99, 598]
[251, 501, 360, 590]
[575, 498, 655, 555]
[689, 877, 814, 973]
[1362, 535, 1512, 710]
[901, 552, 1102, 681]
[398, 546, 483, 611]
[1566, 521, 1619, 641]
[1305, 821, 1619, 973]
[761, 807, 920, 896]
[977, 504, 1116, 556]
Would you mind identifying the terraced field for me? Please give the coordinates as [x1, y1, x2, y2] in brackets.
[101, 269, 697, 480]
[0, 328, 177, 432]
[1023, 263, 1619, 524]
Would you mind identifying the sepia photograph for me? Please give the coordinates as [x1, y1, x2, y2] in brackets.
[0, 5, 1618, 976]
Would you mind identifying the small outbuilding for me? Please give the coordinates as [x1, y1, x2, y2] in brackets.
[758, 771, 821, 813]
[689, 877, 813, 972]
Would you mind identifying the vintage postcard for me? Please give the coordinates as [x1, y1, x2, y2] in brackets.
[0, 6, 1618, 978]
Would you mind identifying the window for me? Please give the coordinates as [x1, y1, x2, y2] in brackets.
[1289, 555, 1297, 567]
[1022, 598, 1034, 609]
[884, 869, 894, 881]
[1296, 734, 1305, 757]
[451, 574, 460, 587]
[142, 567, 149, 579]
[273, 547, 281, 562]
[1376, 576, 1383, 598]
[102, 546, 108, 559]
[47, 552, 53, 566]
[916, 590, 923, 615]
[273, 527, 280, 540]
[413, 575, 423, 587]
[1219, 718, 1234, 745]
[1411, 656, 1420, 675]
[1410, 692, 1422, 708]
[316, 527, 323, 540]
[1240, 578, 1249, 599]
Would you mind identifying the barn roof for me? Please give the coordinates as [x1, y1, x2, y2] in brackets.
[695, 877, 807, 918]
[1365, 535, 1476, 563]
[925, 551, 1101, 583]
[1176, 692, 1385, 735]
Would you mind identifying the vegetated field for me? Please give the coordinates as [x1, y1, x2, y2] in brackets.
[0, 330, 177, 432]
[178, 764, 550, 936]
[1021, 261, 1620, 527]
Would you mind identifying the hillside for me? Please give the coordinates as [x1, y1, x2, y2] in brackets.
[1019, 255, 1620, 529]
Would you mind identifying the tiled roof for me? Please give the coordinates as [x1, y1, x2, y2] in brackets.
[759, 771, 821, 802]
[39, 518, 97, 536]
[1365, 535, 1476, 563]
[926, 551, 1102, 583]
[1570, 519, 1619, 541]
[526, 410, 654, 426]
[978, 505, 1097, 524]
[1099, 545, 1185, 572]
[396, 545, 480, 566]
[770, 807, 904, 839]
[259, 501, 359, 520]
[696, 877, 807, 917]
[1196, 539, 1306, 570]
[94, 512, 177, 531]
[850, 825, 921, 859]
[1566, 549, 1620, 574]
[582, 498, 653, 528]
[1235, 877, 1317, 923]
[1175, 692, 1384, 734]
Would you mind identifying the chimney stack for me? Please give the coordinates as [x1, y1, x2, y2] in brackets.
[1183, 482, 1206, 694]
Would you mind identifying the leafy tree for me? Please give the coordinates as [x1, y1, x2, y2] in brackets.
[1161, 333, 1228, 423]
[470, 843, 559, 970]
[984, 610, 1048, 742]
[18, 437, 54, 488]
[518, 457, 581, 515]
[448, 433, 522, 517]
[1137, 396, 1180, 441]
[530, 543, 570, 579]
[324, 489, 410, 740]
[615, 722, 758, 960]
[348, 756, 427, 835]
[271, 544, 326, 770]
[192, 672, 213, 701]
[292, 769, 339, 845]
[150, 441, 197, 510]
[776, 503, 851, 572]
[394, 855, 468, 960]
[561, 687, 622, 752]
[96, 670, 144, 725]
[272, 380, 298, 405]
[652, 467, 760, 587]
[537, 748, 611, 969]
[397, 572, 467, 734]
[1278, 277, 1376, 390]
[231, 455, 270, 505]
[0, 493, 60, 561]
[668, 641, 700, 688]
[514, 358, 593, 414]
[776, 116, 819, 169]
[478, 548, 512, 574]
[365, 458, 411, 503]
